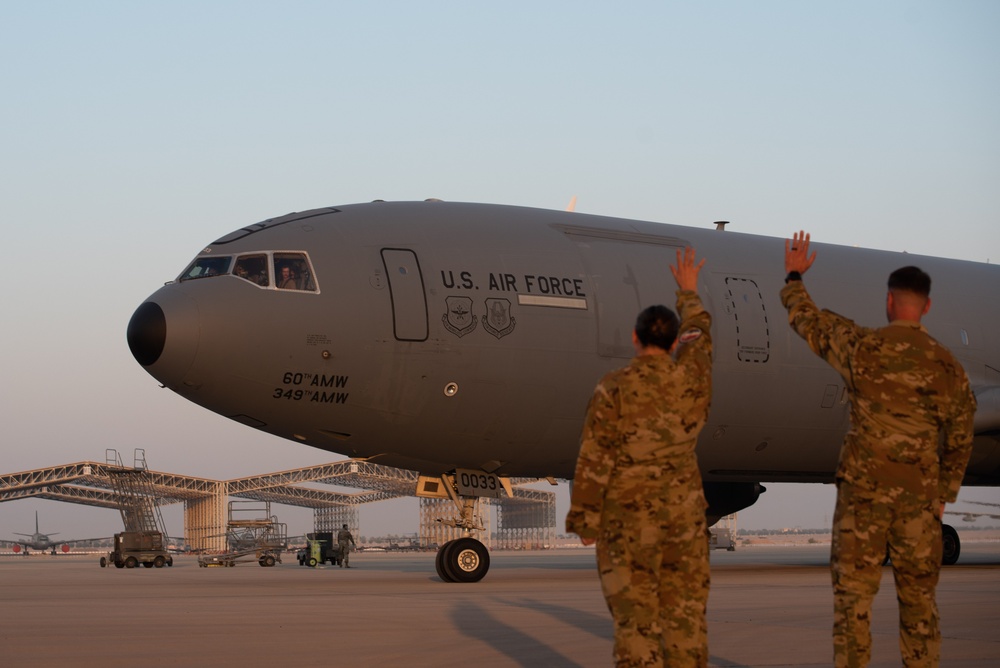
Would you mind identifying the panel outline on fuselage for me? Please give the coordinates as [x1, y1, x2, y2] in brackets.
[722, 276, 771, 364]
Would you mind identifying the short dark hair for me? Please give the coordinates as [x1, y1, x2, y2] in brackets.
[634, 305, 680, 351]
[888, 266, 931, 297]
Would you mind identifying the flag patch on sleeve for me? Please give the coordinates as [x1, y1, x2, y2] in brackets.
[678, 329, 702, 344]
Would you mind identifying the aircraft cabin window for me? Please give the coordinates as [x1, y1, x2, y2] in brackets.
[274, 252, 317, 291]
[179, 256, 233, 281]
[233, 254, 270, 287]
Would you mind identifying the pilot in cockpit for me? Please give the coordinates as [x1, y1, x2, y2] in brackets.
[278, 265, 300, 290]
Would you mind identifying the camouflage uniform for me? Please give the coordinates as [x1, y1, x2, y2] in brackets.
[337, 526, 355, 567]
[567, 290, 713, 668]
[781, 280, 976, 668]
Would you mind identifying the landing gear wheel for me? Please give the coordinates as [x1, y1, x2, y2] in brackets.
[441, 537, 490, 583]
[942, 524, 960, 565]
[435, 540, 457, 582]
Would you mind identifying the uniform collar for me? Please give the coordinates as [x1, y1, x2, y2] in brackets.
[887, 319, 926, 332]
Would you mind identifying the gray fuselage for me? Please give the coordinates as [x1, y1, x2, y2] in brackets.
[128, 201, 1000, 488]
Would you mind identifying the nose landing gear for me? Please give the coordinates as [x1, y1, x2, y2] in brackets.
[419, 469, 512, 583]
[436, 536, 491, 582]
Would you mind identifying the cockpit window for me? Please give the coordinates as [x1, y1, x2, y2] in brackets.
[179, 256, 233, 281]
[233, 254, 269, 287]
[274, 252, 317, 291]
[176, 251, 318, 292]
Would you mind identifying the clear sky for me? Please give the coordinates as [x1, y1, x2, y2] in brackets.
[2, 2, 998, 541]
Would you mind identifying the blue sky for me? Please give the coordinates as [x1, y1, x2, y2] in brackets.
[2, 2, 998, 539]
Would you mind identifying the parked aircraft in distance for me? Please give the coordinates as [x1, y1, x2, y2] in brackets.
[127, 200, 1000, 581]
[947, 500, 1000, 523]
[1, 512, 108, 554]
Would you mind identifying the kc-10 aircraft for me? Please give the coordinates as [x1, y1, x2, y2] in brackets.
[127, 200, 1000, 581]
[0, 512, 108, 555]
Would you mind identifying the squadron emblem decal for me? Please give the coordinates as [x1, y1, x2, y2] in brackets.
[483, 298, 516, 339]
[443, 296, 478, 337]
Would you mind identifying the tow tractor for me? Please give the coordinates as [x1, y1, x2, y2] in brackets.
[296, 532, 343, 567]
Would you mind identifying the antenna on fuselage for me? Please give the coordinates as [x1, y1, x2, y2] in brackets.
[714, 221, 730, 231]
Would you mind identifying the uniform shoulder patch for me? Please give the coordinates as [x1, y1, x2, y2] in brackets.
[678, 328, 702, 344]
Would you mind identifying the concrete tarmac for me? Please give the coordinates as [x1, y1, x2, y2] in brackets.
[1, 542, 997, 667]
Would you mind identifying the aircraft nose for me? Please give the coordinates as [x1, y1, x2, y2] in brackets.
[127, 301, 166, 366]
[126, 289, 200, 387]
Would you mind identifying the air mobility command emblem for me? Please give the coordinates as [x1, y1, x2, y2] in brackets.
[443, 296, 477, 337]
[483, 298, 516, 339]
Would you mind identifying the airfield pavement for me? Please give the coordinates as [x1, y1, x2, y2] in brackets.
[1, 542, 998, 667]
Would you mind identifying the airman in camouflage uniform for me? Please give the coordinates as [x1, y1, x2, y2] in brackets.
[338, 523, 356, 567]
[567, 247, 713, 667]
[782, 231, 976, 668]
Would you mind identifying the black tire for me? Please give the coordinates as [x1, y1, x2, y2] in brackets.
[124, 557, 138, 569]
[114, 560, 125, 569]
[153, 556, 166, 568]
[99, 557, 107, 568]
[142, 561, 154, 568]
[435, 540, 456, 582]
[942, 524, 961, 565]
[442, 538, 490, 583]
[308, 557, 318, 567]
[263, 554, 276, 567]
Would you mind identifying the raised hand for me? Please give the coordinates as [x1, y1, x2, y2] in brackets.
[785, 230, 817, 275]
[670, 246, 705, 292]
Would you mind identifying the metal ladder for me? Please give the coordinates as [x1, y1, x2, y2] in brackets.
[105, 448, 168, 535]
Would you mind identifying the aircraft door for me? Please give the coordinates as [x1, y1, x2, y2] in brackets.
[576, 239, 683, 358]
[381, 249, 429, 341]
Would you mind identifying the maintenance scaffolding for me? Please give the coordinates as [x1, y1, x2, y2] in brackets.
[197, 500, 287, 567]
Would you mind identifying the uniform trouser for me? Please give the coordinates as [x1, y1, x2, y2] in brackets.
[339, 542, 350, 566]
[596, 471, 710, 668]
[831, 481, 942, 668]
